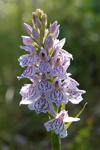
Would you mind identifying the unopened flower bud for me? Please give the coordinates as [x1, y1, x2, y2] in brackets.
[52, 25, 60, 39]
[49, 21, 57, 33]
[32, 12, 37, 23]
[21, 36, 33, 45]
[45, 35, 53, 49]
[42, 14, 47, 27]
[36, 9, 43, 19]
[32, 27, 40, 40]
[36, 18, 42, 29]
[24, 23, 32, 34]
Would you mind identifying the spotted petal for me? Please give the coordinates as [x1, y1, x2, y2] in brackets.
[44, 119, 67, 138]
[35, 80, 55, 93]
[20, 84, 39, 105]
[66, 88, 86, 104]
[28, 98, 54, 114]
[18, 54, 38, 67]
[18, 65, 38, 80]
[39, 61, 51, 73]
[49, 65, 67, 79]
[45, 89, 68, 106]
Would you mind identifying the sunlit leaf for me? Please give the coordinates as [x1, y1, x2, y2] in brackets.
[65, 102, 88, 129]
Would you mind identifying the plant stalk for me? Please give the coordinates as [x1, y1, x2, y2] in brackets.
[51, 130, 61, 150]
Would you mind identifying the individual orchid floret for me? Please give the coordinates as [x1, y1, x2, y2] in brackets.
[64, 77, 86, 104]
[19, 84, 40, 105]
[49, 21, 58, 34]
[49, 64, 67, 79]
[35, 78, 55, 94]
[18, 54, 37, 68]
[45, 77, 68, 106]
[38, 48, 51, 73]
[49, 54, 69, 79]
[28, 94, 54, 114]
[46, 88, 68, 106]
[17, 65, 38, 80]
[44, 110, 80, 138]
[18, 45, 39, 68]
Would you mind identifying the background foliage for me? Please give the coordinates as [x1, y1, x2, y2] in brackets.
[0, 0, 100, 149]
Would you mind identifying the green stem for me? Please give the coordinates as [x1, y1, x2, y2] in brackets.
[51, 130, 61, 150]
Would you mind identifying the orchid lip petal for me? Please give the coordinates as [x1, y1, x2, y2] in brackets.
[44, 118, 67, 138]
[18, 65, 38, 80]
[49, 65, 66, 79]
[39, 61, 51, 73]
[18, 54, 36, 67]
[45, 89, 68, 106]
[35, 80, 55, 93]
[28, 98, 54, 114]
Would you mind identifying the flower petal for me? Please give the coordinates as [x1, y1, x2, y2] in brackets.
[28, 98, 54, 114]
[18, 65, 38, 80]
[21, 36, 33, 45]
[35, 80, 55, 93]
[45, 35, 54, 49]
[64, 117, 80, 123]
[18, 54, 37, 67]
[39, 61, 51, 73]
[45, 89, 68, 106]
[24, 23, 32, 34]
[53, 38, 66, 50]
[52, 25, 60, 39]
[44, 118, 67, 138]
[61, 49, 73, 60]
[49, 65, 66, 79]
[20, 84, 39, 102]
[32, 27, 40, 40]
[20, 45, 37, 54]
[49, 21, 57, 33]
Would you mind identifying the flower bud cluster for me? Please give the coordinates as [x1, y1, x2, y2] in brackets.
[18, 9, 86, 138]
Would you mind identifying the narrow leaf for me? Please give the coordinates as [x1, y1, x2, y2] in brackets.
[65, 102, 88, 129]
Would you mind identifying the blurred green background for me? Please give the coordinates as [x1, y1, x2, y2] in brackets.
[0, 0, 100, 150]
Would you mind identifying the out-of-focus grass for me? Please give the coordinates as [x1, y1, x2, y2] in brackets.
[0, 0, 100, 149]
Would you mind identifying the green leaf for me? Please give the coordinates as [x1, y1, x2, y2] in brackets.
[65, 102, 88, 129]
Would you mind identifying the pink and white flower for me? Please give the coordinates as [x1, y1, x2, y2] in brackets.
[44, 110, 80, 138]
